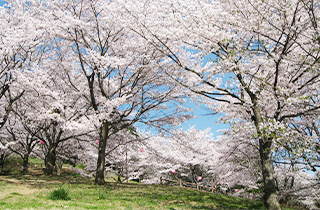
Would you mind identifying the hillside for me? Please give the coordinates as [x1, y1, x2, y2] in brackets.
[0, 159, 305, 210]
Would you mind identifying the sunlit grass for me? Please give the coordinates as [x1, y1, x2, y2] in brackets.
[0, 174, 265, 209]
[0, 159, 304, 209]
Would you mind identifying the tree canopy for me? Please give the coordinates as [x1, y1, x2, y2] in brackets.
[0, 0, 319, 209]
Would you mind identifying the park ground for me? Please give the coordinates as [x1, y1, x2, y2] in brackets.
[0, 157, 306, 210]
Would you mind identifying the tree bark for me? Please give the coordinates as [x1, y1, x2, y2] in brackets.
[259, 137, 281, 210]
[253, 105, 281, 210]
[0, 152, 9, 175]
[45, 145, 57, 175]
[22, 154, 29, 175]
[95, 121, 109, 185]
[0, 153, 5, 175]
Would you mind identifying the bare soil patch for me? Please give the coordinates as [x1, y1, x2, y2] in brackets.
[0, 176, 40, 199]
[0, 167, 91, 200]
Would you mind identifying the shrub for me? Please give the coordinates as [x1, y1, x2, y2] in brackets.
[48, 187, 71, 200]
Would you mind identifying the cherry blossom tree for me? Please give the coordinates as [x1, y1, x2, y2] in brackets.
[121, 0, 320, 208]
[23, 0, 191, 184]
[0, 1, 50, 174]
[214, 125, 262, 192]
[23, 69, 93, 175]
[217, 122, 320, 208]
[4, 42, 95, 175]
[1, 0, 190, 182]
[283, 116, 320, 177]
[122, 127, 218, 186]
[2, 2, 317, 209]
[0, 140, 13, 174]
[274, 167, 319, 209]
[5, 118, 39, 175]
[0, 1, 46, 129]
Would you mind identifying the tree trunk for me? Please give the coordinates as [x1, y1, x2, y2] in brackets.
[252, 105, 281, 210]
[259, 137, 281, 210]
[0, 154, 4, 175]
[45, 145, 57, 175]
[95, 121, 109, 185]
[56, 159, 63, 176]
[0, 152, 8, 175]
[22, 154, 29, 175]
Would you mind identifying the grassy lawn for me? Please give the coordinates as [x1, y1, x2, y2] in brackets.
[0, 176, 265, 209]
[0, 158, 303, 209]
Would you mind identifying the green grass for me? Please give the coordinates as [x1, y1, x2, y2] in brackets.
[0, 158, 305, 210]
[29, 156, 45, 165]
[48, 187, 71, 200]
[0, 173, 265, 209]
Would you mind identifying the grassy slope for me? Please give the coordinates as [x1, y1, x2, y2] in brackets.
[0, 177, 264, 210]
[0, 157, 301, 210]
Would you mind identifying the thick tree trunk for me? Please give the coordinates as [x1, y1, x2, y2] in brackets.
[22, 154, 29, 175]
[259, 137, 281, 210]
[95, 121, 109, 185]
[45, 146, 57, 175]
[252, 105, 281, 210]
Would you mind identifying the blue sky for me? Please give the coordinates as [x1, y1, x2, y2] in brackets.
[181, 103, 227, 137]
[0, 0, 228, 138]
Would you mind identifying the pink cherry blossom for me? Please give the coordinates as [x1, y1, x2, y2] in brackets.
[39, 140, 44, 144]
[235, 189, 238, 192]
[95, 140, 99, 144]
[140, 148, 144, 152]
[198, 176, 202, 181]
[249, 197, 253, 200]
[171, 170, 176, 173]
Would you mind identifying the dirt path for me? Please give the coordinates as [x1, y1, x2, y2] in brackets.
[0, 170, 65, 199]
[0, 167, 94, 201]
[0, 176, 42, 199]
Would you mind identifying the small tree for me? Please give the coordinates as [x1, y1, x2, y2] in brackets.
[6, 123, 39, 175]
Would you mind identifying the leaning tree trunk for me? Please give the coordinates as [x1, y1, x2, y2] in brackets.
[95, 121, 109, 185]
[253, 105, 281, 210]
[45, 145, 57, 175]
[22, 154, 29, 175]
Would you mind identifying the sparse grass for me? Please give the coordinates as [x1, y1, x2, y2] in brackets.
[29, 156, 45, 165]
[0, 158, 306, 210]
